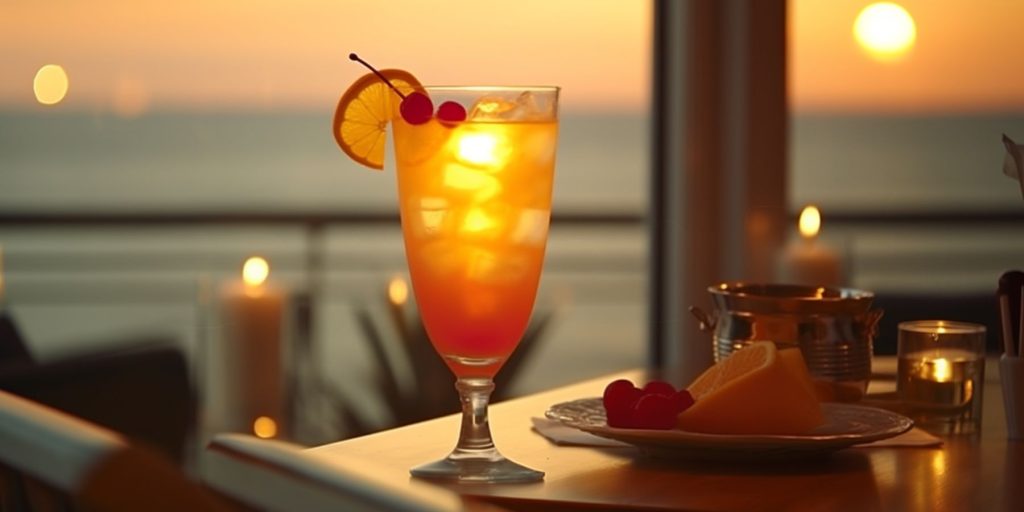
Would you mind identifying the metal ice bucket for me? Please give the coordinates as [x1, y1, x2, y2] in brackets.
[690, 283, 883, 402]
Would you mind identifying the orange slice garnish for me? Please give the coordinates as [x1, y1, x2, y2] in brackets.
[333, 69, 423, 170]
[677, 342, 824, 435]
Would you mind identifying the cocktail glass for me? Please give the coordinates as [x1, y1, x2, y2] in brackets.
[392, 86, 558, 483]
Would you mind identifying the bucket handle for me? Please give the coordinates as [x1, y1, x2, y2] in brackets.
[688, 306, 717, 332]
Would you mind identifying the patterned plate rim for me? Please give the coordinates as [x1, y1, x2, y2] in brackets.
[545, 398, 913, 449]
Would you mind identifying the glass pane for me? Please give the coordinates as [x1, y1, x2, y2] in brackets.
[0, 1, 651, 441]
[789, 1, 1021, 352]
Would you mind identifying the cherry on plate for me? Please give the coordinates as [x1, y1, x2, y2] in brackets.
[603, 379, 642, 427]
[671, 389, 695, 414]
[632, 394, 677, 430]
[642, 380, 677, 397]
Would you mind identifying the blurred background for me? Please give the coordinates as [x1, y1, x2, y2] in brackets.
[0, 0, 1021, 450]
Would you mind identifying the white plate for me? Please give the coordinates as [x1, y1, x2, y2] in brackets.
[545, 398, 913, 461]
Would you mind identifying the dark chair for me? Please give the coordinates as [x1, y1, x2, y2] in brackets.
[0, 310, 195, 463]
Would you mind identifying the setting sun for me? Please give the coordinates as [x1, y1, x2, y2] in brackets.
[853, 2, 916, 62]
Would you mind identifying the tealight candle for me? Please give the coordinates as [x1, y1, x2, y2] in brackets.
[221, 256, 287, 438]
[776, 205, 845, 287]
[897, 320, 986, 434]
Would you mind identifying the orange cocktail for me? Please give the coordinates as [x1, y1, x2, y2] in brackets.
[394, 103, 557, 379]
[332, 57, 558, 482]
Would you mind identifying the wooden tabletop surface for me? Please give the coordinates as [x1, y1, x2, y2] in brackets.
[309, 358, 1023, 511]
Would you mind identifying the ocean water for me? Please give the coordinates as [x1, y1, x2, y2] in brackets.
[0, 111, 648, 214]
[791, 114, 1024, 212]
[3, 111, 1020, 213]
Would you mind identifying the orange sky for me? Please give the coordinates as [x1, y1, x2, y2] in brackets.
[0, 1, 1020, 114]
[791, 0, 1024, 113]
[0, 0, 650, 114]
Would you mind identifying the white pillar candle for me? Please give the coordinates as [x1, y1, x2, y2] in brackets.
[221, 256, 286, 438]
[776, 205, 845, 287]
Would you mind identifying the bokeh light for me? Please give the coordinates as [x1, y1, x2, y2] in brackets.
[798, 205, 822, 239]
[252, 416, 278, 438]
[242, 256, 270, 287]
[33, 64, 69, 105]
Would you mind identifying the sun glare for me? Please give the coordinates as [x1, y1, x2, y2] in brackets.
[33, 65, 69, 105]
[854, 2, 916, 62]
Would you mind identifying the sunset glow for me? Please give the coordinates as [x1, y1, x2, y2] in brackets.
[853, 3, 916, 62]
[1, 1, 1021, 114]
[792, 0, 1022, 113]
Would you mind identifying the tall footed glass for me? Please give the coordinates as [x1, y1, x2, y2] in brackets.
[392, 86, 558, 483]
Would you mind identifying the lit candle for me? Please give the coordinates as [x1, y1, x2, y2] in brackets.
[387, 275, 410, 342]
[897, 320, 987, 433]
[900, 349, 980, 413]
[776, 205, 845, 287]
[221, 256, 286, 438]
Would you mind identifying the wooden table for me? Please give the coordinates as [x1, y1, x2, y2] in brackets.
[310, 358, 1023, 511]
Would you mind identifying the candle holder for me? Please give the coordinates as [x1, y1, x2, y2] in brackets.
[897, 320, 986, 435]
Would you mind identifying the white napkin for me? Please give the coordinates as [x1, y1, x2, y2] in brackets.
[531, 417, 943, 448]
[531, 417, 630, 447]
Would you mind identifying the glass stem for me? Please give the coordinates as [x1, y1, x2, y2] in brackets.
[451, 378, 502, 460]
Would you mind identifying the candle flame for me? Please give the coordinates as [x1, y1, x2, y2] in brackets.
[242, 256, 270, 287]
[931, 358, 952, 382]
[388, 276, 408, 305]
[253, 416, 277, 438]
[798, 205, 821, 239]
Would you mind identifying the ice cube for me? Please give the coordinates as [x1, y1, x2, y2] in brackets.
[523, 129, 557, 167]
[521, 91, 556, 120]
[459, 203, 513, 238]
[455, 131, 510, 168]
[510, 209, 550, 246]
[468, 92, 555, 122]
[465, 248, 530, 285]
[460, 207, 496, 235]
[414, 240, 461, 277]
[415, 197, 448, 236]
[468, 96, 519, 120]
[443, 163, 501, 200]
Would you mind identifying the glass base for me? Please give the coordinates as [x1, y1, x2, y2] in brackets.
[410, 453, 544, 483]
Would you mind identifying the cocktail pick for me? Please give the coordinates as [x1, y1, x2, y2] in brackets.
[998, 270, 1024, 357]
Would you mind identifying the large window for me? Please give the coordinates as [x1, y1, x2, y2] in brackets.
[0, 1, 651, 441]
[789, 0, 1023, 295]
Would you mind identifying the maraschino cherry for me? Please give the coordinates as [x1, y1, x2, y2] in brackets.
[437, 101, 467, 124]
[348, 53, 447, 126]
[349, 53, 431, 125]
